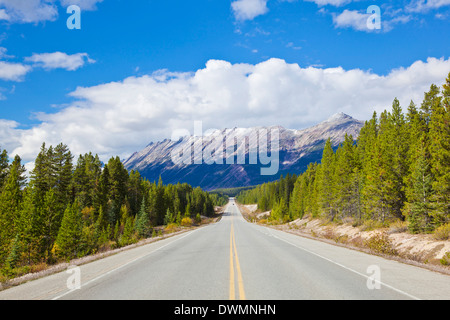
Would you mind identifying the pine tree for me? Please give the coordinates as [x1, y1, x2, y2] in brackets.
[307, 163, 320, 217]
[388, 99, 409, 219]
[290, 173, 308, 219]
[361, 112, 384, 220]
[318, 139, 337, 219]
[271, 198, 289, 222]
[16, 186, 38, 265]
[31, 143, 53, 201]
[42, 188, 61, 259]
[53, 143, 74, 206]
[333, 134, 358, 219]
[95, 164, 110, 214]
[428, 75, 450, 224]
[0, 157, 24, 264]
[135, 198, 151, 238]
[403, 142, 434, 233]
[5, 234, 22, 270]
[120, 216, 135, 246]
[0, 147, 9, 189]
[54, 201, 83, 260]
[107, 156, 129, 218]
[73, 153, 102, 209]
[127, 170, 144, 217]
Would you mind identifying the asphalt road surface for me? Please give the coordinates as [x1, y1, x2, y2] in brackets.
[1, 199, 450, 300]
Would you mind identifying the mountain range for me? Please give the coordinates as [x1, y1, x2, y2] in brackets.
[123, 113, 365, 190]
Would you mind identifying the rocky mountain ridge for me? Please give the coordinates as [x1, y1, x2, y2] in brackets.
[123, 113, 365, 190]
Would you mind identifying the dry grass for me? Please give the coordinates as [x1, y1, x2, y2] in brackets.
[363, 232, 398, 256]
[387, 220, 408, 234]
[164, 223, 178, 233]
[180, 217, 193, 227]
[433, 223, 450, 241]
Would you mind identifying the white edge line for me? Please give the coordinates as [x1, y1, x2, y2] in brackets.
[52, 227, 204, 300]
[259, 225, 421, 300]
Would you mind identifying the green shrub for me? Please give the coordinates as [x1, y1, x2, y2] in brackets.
[440, 252, 450, 266]
[165, 223, 178, 233]
[434, 223, 450, 241]
[364, 232, 398, 256]
[181, 217, 193, 227]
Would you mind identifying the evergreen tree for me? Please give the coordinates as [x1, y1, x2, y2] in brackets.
[429, 75, 450, 224]
[289, 174, 306, 219]
[0, 157, 24, 264]
[16, 186, 38, 265]
[95, 164, 110, 214]
[73, 153, 102, 209]
[388, 99, 409, 219]
[54, 201, 83, 260]
[403, 143, 434, 233]
[127, 170, 144, 217]
[53, 143, 74, 205]
[271, 198, 289, 222]
[5, 234, 21, 270]
[41, 188, 61, 259]
[333, 134, 358, 219]
[0, 147, 8, 189]
[107, 156, 129, 217]
[318, 139, 337, 219]
[121, 216, 135, 246]
[135, 199, 151, 238]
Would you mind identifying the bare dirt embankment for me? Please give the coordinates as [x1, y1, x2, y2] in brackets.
[237, 203, 450, 275]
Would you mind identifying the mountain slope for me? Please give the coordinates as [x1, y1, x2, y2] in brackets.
[123, 113, 364, 190]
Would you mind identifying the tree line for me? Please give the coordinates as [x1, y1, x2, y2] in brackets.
[0, 144, 227, 278]
[238, 73, 450, 234]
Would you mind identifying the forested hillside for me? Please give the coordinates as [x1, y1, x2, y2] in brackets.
[0, 144, 227, 279]
[238, 73, 450, 234]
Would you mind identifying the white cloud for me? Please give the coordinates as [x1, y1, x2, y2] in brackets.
[0, 47, 13, 59]
[59, 0, 103, 11]
[332, 8, 411, 32]
[3, 57, 450, 165]
[232, 0, 269, 21]
[407, 0, 450, 12]
[0, 8, 10, 20]
[0, 60, 31, 81]
[0, 0, 103, 23]
[0, 119, 22, 151]
[0, 0, 58, 23]
[304, 0, 354, 6]
[332, 9, 371, 31]
[25, 52, 95, 71]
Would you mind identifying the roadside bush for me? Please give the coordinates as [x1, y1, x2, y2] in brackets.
[433, 223, 450, 241]
[181, 217, 193, 227]
[165, 223, 178, 233]
[440, 252, 450, 266]
[363, 232, 398, 256]
[387, 220, 408, 234]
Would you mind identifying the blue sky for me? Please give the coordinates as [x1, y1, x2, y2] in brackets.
[0, 0, 449, 164]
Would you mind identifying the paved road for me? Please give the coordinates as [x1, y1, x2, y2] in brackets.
[1, 199, 450, 300]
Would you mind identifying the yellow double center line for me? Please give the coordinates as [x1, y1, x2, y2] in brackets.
[229, 220, 246, 300]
